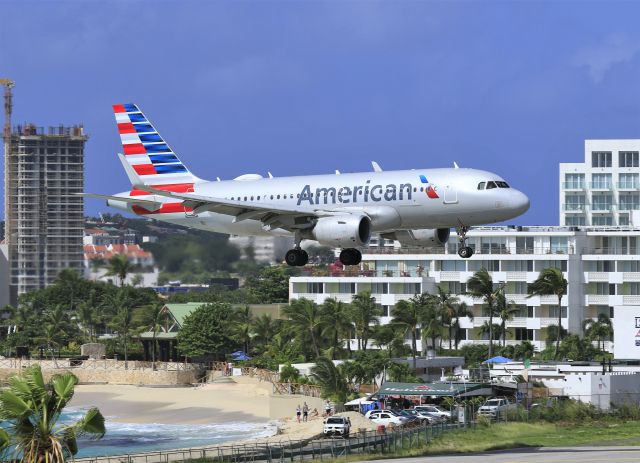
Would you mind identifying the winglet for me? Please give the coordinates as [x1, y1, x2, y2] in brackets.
[268, 172, 274, 179]
[453, 162, 459, 169]
[335, 170, 341, 175]
[372, 161, 383, 172]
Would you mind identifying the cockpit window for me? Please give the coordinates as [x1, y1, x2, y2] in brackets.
[496, 181, 510, 188]
[486, 181, 497, 189]
[477, 182, 486, 190]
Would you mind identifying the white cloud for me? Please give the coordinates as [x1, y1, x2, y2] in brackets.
[574, 34, 640, 83]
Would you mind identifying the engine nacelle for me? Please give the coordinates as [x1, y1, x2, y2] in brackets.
[386, 228, 450, 247]
[309, 215, 371, 247]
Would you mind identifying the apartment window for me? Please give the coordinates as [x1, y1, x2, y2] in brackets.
[444, 281, 466, 294]
[619, 215, 630, 226]
[550, 237, 569, 254]
[586, 261, 614, 272]
[564, 173, 585, 189]
[307, 283, 323, 294]
[619, 260, 640, 272]
[565, 216, 586, 226]
[511, 281, 528, 294]
[503, 260, 533, 272]
[515, 328, 534, 341]
[592, 282, 615, 295]
[468, 260, 500, 271]
[619, 193, 640, 211]
[441, 260, 466, 271]
[619, 151, 639, 168]
[338, 283, 356, 293]
[480, 237, 507, 254]
[536, 260, 567, 272]
[549, 306, 568, 318]
[592, 151, 612, 168]
[402, 283, 421, 295]
[629, 283, 640, 295]
[378, 304, 391, 317]
[610, 306, 615, 318]
[371, 283, 388, 294]
[591, 173, 612, 189]
[592, 194, 612, 212]
[619, 173, 639, 189]
[514, 305, 528, 318]
[516, 236, 534, 254]
[528, 306, 535, 318]
[564, 195, 585, 212]
[592, 216, 613, 226]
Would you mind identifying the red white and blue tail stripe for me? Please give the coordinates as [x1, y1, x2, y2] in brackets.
[113, 103, 198, 185]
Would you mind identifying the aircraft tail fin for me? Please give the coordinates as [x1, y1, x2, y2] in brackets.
[112, 103, 200, 186]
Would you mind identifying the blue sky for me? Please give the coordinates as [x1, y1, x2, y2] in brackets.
[3, 0, 640, 225]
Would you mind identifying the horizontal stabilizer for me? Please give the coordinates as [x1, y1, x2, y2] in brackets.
[78, 193, 163, 211]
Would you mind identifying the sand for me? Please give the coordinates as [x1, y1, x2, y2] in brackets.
[70, 378, 378, 445]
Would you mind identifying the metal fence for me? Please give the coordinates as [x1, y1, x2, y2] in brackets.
[76, 422, 464, 463]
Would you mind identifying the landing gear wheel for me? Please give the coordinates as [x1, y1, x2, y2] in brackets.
[339, 248, 362, 266]
[458, 246, 474, 259]
[285, 249, 309, 266]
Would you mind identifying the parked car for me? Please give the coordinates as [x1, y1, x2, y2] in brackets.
[364, 409, 396, 419]
[323, 416, 351, 437]
[413, 405, 451, 419]
[366, 410, 410, 426]
[477, 397, 517, 418]
[404, 409, 444, 424]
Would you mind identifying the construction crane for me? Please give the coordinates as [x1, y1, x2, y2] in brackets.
[1, 78, 14, 246]
[0, 78, 14, 139]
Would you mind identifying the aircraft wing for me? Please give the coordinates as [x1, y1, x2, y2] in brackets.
[79, 193, 164, 211]
[133, 184, 353, 231]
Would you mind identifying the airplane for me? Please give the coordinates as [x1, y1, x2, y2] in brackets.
[84, 104, 530, 267]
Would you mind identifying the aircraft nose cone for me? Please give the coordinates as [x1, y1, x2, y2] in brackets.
[510, 190, 530, 215]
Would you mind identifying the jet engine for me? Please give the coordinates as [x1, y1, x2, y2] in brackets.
[309, 215, 371, 247]
[384, 228, 450, 247]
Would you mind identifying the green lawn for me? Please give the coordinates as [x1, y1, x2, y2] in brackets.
[407, 421, 640, 456]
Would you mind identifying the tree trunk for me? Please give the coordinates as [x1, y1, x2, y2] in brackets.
[333, 329, 338, 360]
[124, 336, 129, 370]
[488, 313, 494, 358]
[502, 321, 506, 347]
[555, 295, 562, 359]
[412, 327, 417, 370]
[152, 331, 157, 371]
[449, 325, 453, 350]
[310, 329, 320, 358]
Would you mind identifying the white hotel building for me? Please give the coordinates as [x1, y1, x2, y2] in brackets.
[290, 140, 640, 357]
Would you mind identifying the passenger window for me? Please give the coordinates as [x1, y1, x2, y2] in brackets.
[277, 195, 280, 199]
[486, 181, 497, 189]
[270, 195, 274, 200]
[478, 182, 485, 190]
[420, 187, 424, 192]
[257, 196, 261, 200]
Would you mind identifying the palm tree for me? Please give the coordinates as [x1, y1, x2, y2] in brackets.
[451, 301, 474, 350]
[583, 314, 613, 354]
[251, 313, 277, 348]
[77, 301, 96, 342]
[310, 357, 349, 402]
[283, 298, 322, 358]
[435, 286, 459, 350]
[319, 298, 353, 360]
[496, 291, 520, 347]
[144, 302, 165, 370]
[528, 267, 568, 359]
[514, 340, 535, 360]
[232, 305, 253, 354]
[105, 254, 133, 287]
[418, 294, 441, 353]
[391, 295, 425, 369]
[479, 321, 502, 345]
[467, 269, 503, 357]
[351, 291, 381, 351]
[544, 324, 567, 347]
[0, 365, 105, 462]
[105, 289, 134, 368]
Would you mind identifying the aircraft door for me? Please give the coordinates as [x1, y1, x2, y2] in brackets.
[443, 185, 458, 204]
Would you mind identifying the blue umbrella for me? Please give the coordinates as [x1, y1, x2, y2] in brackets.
[231, 350, 246, 356]
[482, 355, 512, 364]
[232, 352, 252, 361]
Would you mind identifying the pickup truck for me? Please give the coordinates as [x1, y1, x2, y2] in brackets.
[323, 416, 351, 437]
[477, 397, 517, 418]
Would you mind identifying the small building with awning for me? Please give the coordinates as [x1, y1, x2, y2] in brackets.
[377, 381, 493, 401]
[138, 302, 286, 362]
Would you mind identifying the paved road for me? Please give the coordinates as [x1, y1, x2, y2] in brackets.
[365, 446, 640, 463]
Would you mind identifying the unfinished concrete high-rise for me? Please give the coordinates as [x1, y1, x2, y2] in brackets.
[4, 123, 87, 304]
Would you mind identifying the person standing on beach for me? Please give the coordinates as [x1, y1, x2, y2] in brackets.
[302, 402, 309, 422]
[324, 400, 332, 416]
[296, 404, 301, 423]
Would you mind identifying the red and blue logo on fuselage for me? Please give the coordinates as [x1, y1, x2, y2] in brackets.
[419, 175, 439, 199]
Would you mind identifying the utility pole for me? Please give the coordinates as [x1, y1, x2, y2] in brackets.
[1, 78, 14, 245]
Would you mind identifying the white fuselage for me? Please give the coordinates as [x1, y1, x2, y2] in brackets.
[108, 167, 530, 239]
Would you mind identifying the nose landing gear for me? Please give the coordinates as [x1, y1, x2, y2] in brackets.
[456, 226, 474, 259]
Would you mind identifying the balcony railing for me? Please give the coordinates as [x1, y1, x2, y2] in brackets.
[589, 182, 612, 190]
[562, 182, 585, 190]
[617, 182, 640, 190]
[590, 205, 613, 213]
[562, 204, 586, 212]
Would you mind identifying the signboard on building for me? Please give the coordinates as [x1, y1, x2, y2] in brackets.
[613, 306, 640, 359]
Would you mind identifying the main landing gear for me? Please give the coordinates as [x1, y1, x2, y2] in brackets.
[456, 226, 474, 259]
[339, 248, 362, 266]
[285, 248, 309, 267]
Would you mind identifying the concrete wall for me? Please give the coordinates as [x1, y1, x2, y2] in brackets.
[0, 244, 9, 308]
[543, 372, 640, 410]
